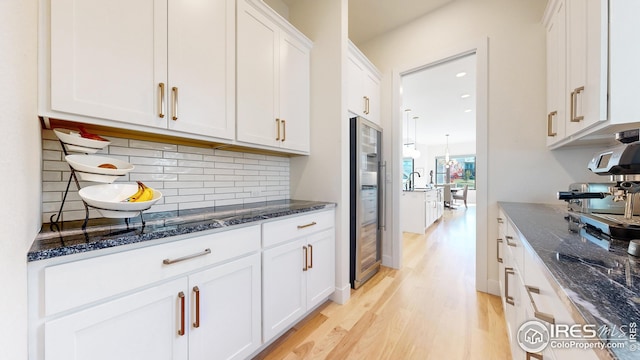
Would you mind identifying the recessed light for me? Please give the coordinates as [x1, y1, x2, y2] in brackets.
[456, 72, 467, 78]
[461, 94, 470, 99]
[464, 109, 472, 113]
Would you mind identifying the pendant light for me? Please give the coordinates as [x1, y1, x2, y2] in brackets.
[445, 134, 450, 163]
[402, 109, 421, 159]
[411, 116, 421, 159]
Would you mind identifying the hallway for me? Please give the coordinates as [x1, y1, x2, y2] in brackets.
[256, 206, 511, 359]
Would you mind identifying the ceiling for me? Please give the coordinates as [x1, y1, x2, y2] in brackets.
[402, 54, 477, 147]
[280, 0, 474, 147]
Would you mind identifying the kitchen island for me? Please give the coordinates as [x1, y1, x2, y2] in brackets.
[499, 202, 639, 360]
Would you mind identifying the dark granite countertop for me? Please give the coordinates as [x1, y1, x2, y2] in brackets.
[29, 200, 335, 262]
[499, 202, 640, 360]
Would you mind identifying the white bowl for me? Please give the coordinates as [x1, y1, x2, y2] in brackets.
[65, 155, 134, 183]
[78, 183, 162, 218]
[53, 128, 111, 153]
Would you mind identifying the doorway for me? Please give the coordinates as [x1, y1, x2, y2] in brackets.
[389, 39, 489, 292]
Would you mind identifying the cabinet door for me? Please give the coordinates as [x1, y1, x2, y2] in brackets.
[347, 55, 365, 117]
[565, 0, 607, 135]
[306, 229, 335, 309]
[50, 0, 167, 129]
[546, 0, 567, 145]
[167, 0, 235, 139]
[188, 253, 261, 360]
[236, 1, 279, 148]
[278, 33, 310, 152]
[363, 72, 381, 125]
[262, 239, 306, 342]
[45, 278, 188, 360]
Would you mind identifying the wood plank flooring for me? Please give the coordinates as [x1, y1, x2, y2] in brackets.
[255, 206, 512, 360]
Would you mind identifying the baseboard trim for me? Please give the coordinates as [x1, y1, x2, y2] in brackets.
[487, 279, 500, 296]
[330, 283, 351, 304]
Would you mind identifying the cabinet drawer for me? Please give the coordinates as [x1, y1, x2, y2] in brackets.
[262, 210, 335, 248]
[44, 225, 260, 316]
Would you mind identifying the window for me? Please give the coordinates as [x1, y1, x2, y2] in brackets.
[435, 155, 476, 190]
[402, 158, 414, 188]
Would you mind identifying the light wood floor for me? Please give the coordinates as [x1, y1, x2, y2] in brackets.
[255, 206, 512, 360]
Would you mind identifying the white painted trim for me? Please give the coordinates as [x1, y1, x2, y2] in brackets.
[329, 283, 351, 305]
[487, 279, 501, 297]
[390, 38, 489, 292]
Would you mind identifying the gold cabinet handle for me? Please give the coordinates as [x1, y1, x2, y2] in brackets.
[497, 217, 504, 224]
[307, 244, 313, 269]
[570, 86, 584, 122]
[505, 235, 516, 247]
[547, 110, 557, 137]
[297, 221, 317, 229]
[158, 83, 165, 118]
[302, 245, 308, 271]
[366, 96, 370, 114]
[275, 118, 281, 140]
[193, 286, 200, 328]
[497, 238, 503, 263]
[163, 248, 211, 265]
[527, 352, 543, 360]
[525, 285, 555, 324]
[172, 86, 179, 121]
[363, 96, 370, 114]
[281, 119, 286, 142]
[178, 291, 186, 336]
[505, 267, 515, 306]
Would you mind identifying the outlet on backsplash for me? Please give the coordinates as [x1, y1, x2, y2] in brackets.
[41, 129, 291, 223]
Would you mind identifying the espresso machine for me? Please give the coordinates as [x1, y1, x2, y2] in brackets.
[558, 130, 640, 249]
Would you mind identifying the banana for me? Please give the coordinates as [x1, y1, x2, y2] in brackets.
[135, 185, 154, 202]
[122, 181, 145, 202]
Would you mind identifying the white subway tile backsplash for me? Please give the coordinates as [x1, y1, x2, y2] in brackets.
[41, 129, 290, 223]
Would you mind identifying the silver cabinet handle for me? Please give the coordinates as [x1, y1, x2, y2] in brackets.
[497, 238, 503, 263]
[505, 235, 516, 247]
[570, 86, 584, 122]
[158, 83, 165, 118]
[547, 110, 557, 137]
[172, 86, 179, 121]
[297, 222, 317, 229]
[163, 248, 211, 265]
[505, 267, 515, 306]
[525, 285, 555, 324]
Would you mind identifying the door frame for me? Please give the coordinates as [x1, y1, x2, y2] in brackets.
[389, 37, 489, 292]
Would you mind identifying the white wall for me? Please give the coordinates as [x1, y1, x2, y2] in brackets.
[288, 0, 351, 303]
[359, 0, 603, 294]
[0, 0, 39, 358]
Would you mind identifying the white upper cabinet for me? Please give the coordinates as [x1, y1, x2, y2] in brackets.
[564, 0, 607, 136]
[42, 0, 235, 140]
[544, 0, 640, 148]
[347, 41, 381, 125]
[545, 0, 567, 146]
[166, 0, 235, 139]
[236, 0, 312, 154]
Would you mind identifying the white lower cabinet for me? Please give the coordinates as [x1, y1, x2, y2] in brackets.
[45, 278, 189, 360]
[498, 207, 599, 360]
[262, 210, 336, 342]
[30, 225, 262, 360]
